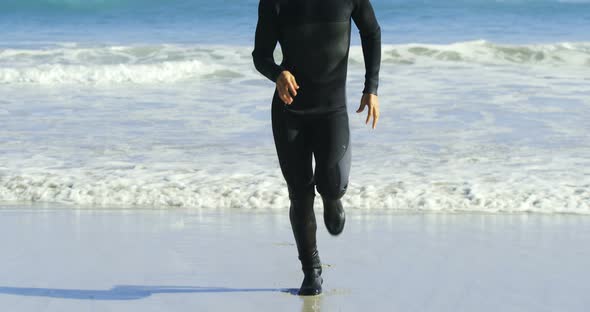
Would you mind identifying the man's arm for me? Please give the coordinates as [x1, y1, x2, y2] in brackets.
[252, 0, 285, 83]
[351, 0, 381, 96]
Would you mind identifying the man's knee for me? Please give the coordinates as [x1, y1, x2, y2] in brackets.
[315, 154, 350, 200]
[315, 145, 351, 201]
[316, 180, 347, 200]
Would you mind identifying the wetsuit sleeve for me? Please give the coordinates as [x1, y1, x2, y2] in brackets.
[351, 0, 381, 96]
[252, 0, 285, 83]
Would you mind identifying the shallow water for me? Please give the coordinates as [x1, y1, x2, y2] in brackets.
[0, 0, 589, 213]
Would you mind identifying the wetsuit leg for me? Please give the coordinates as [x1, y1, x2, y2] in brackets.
[271, 90, 316, 200]
[272, 90, 323, 295]
[311, 109, 352, 200]
[289, 189, 322, 295]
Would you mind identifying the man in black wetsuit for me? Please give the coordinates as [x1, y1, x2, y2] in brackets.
[252, 0, 381, 296]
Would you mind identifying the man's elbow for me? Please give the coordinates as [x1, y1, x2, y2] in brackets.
[251, 50, 264, 73]
[251, 50, 258, 65]
[360, 25, 381, 41]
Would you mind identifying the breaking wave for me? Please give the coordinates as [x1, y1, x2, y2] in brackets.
[1, 169, 588, 213]
[0, 40, 588, 85]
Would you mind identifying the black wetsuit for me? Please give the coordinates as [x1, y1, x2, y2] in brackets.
[252, 0, 381, 200]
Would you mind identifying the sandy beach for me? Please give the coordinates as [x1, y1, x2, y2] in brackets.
[0, 202, 588, 311]
[1, 1, 589, 311]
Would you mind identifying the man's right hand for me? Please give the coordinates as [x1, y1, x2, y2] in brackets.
[276, 70, 299, 105]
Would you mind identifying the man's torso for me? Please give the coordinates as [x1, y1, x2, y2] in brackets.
[273, 0, 356, 114]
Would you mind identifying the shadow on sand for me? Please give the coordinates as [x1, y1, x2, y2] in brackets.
[0, 285, 301, 300]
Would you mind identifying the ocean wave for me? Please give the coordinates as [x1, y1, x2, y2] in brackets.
[0, 40, 588, 85]
[0, 60, 244, 84]
[0, 169, 588, 213]
[377, 40, 590, 66]
[1, 0, 588, 11]
[0, 44, 251, 85]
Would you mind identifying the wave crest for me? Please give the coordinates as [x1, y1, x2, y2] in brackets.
[0, 40, 588, 85]
[374, 40, 590, 66]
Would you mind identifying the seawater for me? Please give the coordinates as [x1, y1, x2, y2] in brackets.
[0, 0, 589, 212]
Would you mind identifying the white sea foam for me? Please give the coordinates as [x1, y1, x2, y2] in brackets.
[0, 146, 588, 213]
[0, 41, 588, 213]
[0, 41, 588, 85]
[0, 45, 248, 84]
[377, 40, 590, 66]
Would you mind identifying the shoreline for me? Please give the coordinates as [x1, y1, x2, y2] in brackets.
[2, 200, 590, 216]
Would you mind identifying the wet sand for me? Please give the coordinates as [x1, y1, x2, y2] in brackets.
[0, 202, 588, 311]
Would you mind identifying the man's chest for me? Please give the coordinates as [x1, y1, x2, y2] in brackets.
[276, 0, 354, 25]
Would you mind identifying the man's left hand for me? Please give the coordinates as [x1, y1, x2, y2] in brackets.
[356, 93, 380, 129]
